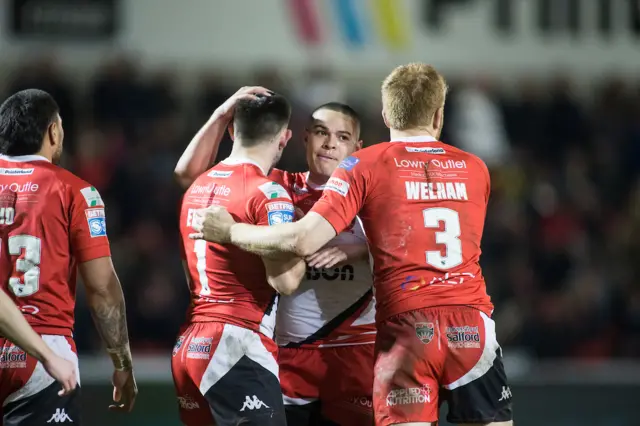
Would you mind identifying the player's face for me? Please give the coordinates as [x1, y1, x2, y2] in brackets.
[51, 114, 64, 165]
[305, 110, 361, 179]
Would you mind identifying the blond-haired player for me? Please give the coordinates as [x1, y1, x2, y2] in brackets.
[191, 64, 514, 426]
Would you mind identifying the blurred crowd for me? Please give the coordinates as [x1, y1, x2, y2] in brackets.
[2, 56, 639, 359]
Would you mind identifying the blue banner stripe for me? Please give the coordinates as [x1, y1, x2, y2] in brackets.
[331, 0, 366, 47]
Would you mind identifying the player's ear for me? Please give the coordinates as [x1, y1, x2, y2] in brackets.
[355, 139, 363, 151]
[433, 107, 444, 136]
[47, 120, 58, 147]
[227, 123, 235, 141]
[381, 109, 390, 129]
[279, 129, 292, 149]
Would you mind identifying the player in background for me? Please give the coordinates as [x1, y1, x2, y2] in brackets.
[0, 188, 77, 396]
[175, 94, 375, 425]
[173, 90, 306, 426]
[191, 64, 514, 426]
[0, 89, 137, 425]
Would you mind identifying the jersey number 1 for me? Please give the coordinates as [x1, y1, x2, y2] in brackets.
[4, 235, 41, 297]
[423, 208, 463, 270]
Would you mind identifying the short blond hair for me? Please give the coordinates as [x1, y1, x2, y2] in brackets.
[381, 63, 448, 131]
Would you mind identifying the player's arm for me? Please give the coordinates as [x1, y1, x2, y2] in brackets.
[262, 255, 306, 296]
[0, 289, 57, 362]
[192, 160, 369, 259]
[0, 290, 77, 395]
[79, 258, 132, 369]
[174, 86, 272, 188]
[70, 185, 136, 411]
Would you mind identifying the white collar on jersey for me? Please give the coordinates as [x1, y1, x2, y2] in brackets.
[220, 157, 268, 175]
[390, 135, 438, 143]
[0, 154, 50, 163]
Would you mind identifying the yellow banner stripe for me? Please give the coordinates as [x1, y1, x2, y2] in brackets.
[370, 0, 409, 50]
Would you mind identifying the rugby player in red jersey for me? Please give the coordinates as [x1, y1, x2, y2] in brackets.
[0, 89, 137, 425]
[175, 92, 375, 425]
[173, 90, 306, 426]
[0, 188, 77, 396]
[191, 64, 514, 426]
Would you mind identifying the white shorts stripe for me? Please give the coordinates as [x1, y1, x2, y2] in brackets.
[3, 335, 79, 406]
[443, 312, 500, 390]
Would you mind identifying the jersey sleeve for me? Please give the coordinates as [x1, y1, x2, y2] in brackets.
[250, 181, 295, 226]
[69, 185, 111, 262]
[310, 154, 370, 235]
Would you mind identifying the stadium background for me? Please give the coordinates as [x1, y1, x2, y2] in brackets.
[2, 0, 640, 424]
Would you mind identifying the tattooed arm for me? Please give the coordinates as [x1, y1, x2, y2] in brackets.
[80, 257, 137, 411]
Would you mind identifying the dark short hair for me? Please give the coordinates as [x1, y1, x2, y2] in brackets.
[0, 89, 59, 156]
[233, 93, 291, 146]
[310, 102, 361, 137]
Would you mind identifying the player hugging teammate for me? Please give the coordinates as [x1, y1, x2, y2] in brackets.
[191, 64, 515, 426]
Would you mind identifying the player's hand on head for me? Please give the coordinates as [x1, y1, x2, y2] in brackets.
[42, 354, 77, 396]
[189, 205, 237, 243]
[217, 86, 272, 119]
[109, 368, 138, 412]
[306, 246, 349, 269]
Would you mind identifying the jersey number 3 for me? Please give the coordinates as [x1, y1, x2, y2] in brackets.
[423, 208, 463, 270]
[5, 235, 41, 297]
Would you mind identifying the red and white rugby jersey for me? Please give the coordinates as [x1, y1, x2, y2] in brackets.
[0, 155, 111, 337]
[179, 158, 295, 339]
[269, 170, 376, 348]
[310, 136, 494, 325]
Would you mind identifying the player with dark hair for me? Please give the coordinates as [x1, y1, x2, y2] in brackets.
[191, 64, 514, 426]
[175, 96, 375, 425]
[0, 89, 137, 425]
[173, 87, 305, 426]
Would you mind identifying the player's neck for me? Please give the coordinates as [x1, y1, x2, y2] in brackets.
[307, 171, 329, 187]
[389, 127, 439, 141]
[34, 149, 53, 162]
[228, 146, 272, 176]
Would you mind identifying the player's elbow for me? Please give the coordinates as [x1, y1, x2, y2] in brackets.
[173, 167, 195, 189]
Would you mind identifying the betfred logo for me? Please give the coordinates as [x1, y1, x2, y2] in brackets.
[186, 337, 212, 359]
[0, 345, 27, 368]
[0, 182, 39, 193]
[446, 325, 481, 349]
[266, 202, 294, 212]
[325, 177, 349, 197]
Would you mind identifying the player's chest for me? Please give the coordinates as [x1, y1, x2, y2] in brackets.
[291, 189, 322, 214]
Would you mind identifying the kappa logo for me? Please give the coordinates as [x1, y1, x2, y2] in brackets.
[415, 322, 434, 344]
[498, 386, 512, 402]
[240, 395, 269, 411]
[46, 408, 73, 423]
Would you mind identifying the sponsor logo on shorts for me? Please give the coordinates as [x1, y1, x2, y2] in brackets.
[207, 170, 233, 178]
[415, 322, 434, 344]
[498, 386, 512, 402]
[338, 156, 360, 171]
[0, 345, 27, 368]
[325, 177, 349, 197]
[386, 385, 431, 406]
[177, 395, 200, 410]
[446, 325, 481, 349]
[405, 147, 445, 154]
[85, 208, 107, 237]
[186, 337, 212, 359]
[80, 186, 104, 207]
[349, 396, 373, 409]
[173, 336, 185, 357]
[0, 167, 34, 175]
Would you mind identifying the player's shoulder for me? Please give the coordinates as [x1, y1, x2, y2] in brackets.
[443, 144, 490, 174]
[50, 165, 105, 202]
[252, 178, 293, 202]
